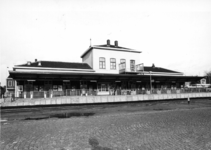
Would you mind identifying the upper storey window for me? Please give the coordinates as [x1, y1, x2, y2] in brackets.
[110, 58, 116, 70]
[99, 57, 106, 69]
[130, 60, 135, 71]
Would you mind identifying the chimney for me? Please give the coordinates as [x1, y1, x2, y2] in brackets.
[152, 63, 155, 68]
[27, 61, 31, 65]
[35, 59, 38, 62]
[114, 41, 118, 47]
[107, 39, 110, 46]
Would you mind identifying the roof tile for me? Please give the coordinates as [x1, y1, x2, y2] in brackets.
[17, 61, 92, 69]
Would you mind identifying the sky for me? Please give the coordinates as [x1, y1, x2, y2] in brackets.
[0, 0, 211, 86]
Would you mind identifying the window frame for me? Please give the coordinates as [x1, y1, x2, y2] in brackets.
[110, 58, 116, 70]
[99, 57, 106, 69]
[130, 60, 135, 71]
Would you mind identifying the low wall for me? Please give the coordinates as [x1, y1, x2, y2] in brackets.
[1, 92, 211, 107]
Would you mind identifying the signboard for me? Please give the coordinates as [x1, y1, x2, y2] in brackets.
[201, 79, 206, 84]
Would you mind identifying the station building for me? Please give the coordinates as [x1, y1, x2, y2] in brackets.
[8, 40, 203, 98]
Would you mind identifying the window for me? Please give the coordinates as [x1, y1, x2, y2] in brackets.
[8, 80, 12, 87]
[99, 57, 106, 69]
[120, 59, 126, 68]
[53, 85, 58, 91]
[97, 83, 108, 92]
[110, 58, 116, 70]
[130, 60, 135, 71]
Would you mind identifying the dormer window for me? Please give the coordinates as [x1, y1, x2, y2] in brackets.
[110, 58, 116, 70]
[99, 57, 106, 69]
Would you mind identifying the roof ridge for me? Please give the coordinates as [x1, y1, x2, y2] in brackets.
[143, 66, 181, 73]
[93, 44, 133, 50]
[39, 60, 87, 64]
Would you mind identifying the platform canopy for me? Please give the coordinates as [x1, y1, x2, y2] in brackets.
[9, 71, 204, 83]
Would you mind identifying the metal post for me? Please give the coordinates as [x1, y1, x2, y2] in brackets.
[150, 71, 152, 94]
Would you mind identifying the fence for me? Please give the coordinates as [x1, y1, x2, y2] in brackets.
[12, 88, 211, 99]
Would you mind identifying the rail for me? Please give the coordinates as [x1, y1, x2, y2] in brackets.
[7, 88, 211, 99]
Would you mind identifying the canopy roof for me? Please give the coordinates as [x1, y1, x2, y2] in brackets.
[9, 71, 203, 83]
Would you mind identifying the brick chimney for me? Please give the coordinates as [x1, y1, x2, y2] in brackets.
[107, 39, 110, 46]
[114, 41, 118, 47]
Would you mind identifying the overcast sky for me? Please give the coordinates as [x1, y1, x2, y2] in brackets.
[1, 0, 211, 86]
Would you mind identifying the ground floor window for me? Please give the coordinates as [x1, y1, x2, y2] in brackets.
[97, 83, 109, 92]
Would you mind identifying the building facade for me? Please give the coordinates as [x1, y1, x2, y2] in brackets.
[9, 40, 204, 98]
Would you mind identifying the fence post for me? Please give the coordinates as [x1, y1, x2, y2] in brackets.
[24, 92, 26, 99]
[10, 93, 12, 102]
[44, 91, 46, 98]
[187, 96, 190, 104]
[30, 91, 33, 99]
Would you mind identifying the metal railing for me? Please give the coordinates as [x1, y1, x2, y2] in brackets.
[11, 88, 211, 99]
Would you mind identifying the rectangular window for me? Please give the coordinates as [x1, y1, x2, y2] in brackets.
[8, 80, 12, 87]
[99, 57, 106, 69]
[130, 60, 135, 71]
[97, 83, 108, 92]
[110, 58, 116, 70]
[53, 85, 58, 91]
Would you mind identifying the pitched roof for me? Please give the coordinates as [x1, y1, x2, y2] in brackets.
[94, 44, 132, 50]
[144, 66, 181, 73]
[81, 45, 141, 58]
[16, 61, 92, 70]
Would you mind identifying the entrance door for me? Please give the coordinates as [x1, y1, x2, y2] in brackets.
[97, 83, 109, 95]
